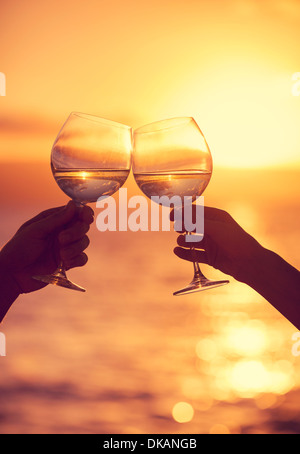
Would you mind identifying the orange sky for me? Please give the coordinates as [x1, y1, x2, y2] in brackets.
[0, 0, 300, 168]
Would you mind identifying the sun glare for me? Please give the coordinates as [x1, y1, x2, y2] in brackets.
[80, 171, 88, 180]
[159, 60, 299, 169]
[230, 360, 268, 395]
[225, 320, 267, 357]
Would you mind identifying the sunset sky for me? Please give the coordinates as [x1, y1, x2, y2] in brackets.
[0, 0, 300, 168]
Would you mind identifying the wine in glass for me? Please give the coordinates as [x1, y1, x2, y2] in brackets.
[133, 117, 229, 296]
[33, 112, 132, 292]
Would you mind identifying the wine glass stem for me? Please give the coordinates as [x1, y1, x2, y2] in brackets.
[55, 200, 85, 278]
[54, 262, 66, 278]
[187, 232, 206, 281]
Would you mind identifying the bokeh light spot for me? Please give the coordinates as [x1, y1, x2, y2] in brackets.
[209, 423, 231, 434]
[172, 402, 194, 423]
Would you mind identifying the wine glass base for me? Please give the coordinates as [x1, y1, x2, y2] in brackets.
[33, 274, 86, 292]
[173, 279, 229, 296]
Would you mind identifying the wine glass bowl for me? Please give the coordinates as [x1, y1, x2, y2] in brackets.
[51, 113, 131, 204]
[33, 112, 132, 292]
[133, 117, 229, 295]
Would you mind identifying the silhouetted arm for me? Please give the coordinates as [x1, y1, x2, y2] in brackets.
[0, 270, 21, 322]
[245, 247, 300, 328]
[172, 207, 300, 330]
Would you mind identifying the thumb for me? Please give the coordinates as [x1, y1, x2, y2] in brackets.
[33, 201, 77, 237]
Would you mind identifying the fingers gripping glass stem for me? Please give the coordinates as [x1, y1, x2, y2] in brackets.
[33, 261, 86, 292]
[33, 203, 86, 292]
[173, 232, 229, 295]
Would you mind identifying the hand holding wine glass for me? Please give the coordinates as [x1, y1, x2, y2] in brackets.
[133, 117, 229, 295]
[0, 202, 94, 322]
[34, 112, 132, 292]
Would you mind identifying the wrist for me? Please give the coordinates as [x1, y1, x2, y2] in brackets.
[234, 241, 268, 285]
[238, 244, 275, 290]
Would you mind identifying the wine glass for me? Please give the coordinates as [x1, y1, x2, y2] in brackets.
[33, 112, 132, 292]
[132, 117, 229, 296]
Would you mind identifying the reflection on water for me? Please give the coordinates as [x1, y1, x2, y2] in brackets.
[0, 199, 300, 434]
